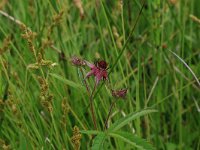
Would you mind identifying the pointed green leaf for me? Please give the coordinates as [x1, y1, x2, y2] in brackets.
[80, 130, 101, 135]
[108, 109, 157, 132]
[92, 133, 107, 150]
[49, 0, 59, 13]
[109, 131, 155, 150]
[49, 73, 85, 92]
[81, 131, 107, 150]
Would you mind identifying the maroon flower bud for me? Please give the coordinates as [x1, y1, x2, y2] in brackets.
[97, 60, 108, 70]
[111, 89, 128, 99]
[71, 56, 86, 67]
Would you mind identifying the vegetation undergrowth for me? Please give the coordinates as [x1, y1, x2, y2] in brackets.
[0, 0, 200, 149]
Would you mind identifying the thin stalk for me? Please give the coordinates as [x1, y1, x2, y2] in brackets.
[80, 67, 90, 96]
[80, 67, 97, 130]
[93, 0, 145, 99]
[104, 100, 115, 130]
[109, 0, 145, 74]
[136, 45, 141, 136]
[178, 0, 187, 148]
[90, 82, 97, 130]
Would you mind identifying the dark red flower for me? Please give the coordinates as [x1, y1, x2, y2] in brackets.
[85, 60, 108, 85]
[111, 89, 128, 99]
[96, 60, 108, 70]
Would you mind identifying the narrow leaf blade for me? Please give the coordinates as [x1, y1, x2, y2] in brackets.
[109, 131, 155, 150]
[92, 133, 107, 150]
[80, 130, 101, 135]
[49, 73, 85, 92]
[108, 109, 157, 132]
[49, 0, 59, 13]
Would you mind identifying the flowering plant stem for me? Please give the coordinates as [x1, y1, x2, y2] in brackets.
[80, 68, 90, 94]
[89, 82, 97, 130]
[80, 68, 97, 130]
[104, 100, 116, 130]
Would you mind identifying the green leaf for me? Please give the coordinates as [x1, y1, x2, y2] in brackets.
[80, 130, 101, 135]
[49, 0, 59, 13]
[109, 131, 155, 150]
[166, 142, 177, 150]
[49, 73, 85, 92]
[92, 133, 107, 150]
[19, 133, 27, 149]
[81, 131, 107, 150]
[168, 50, 200, 87]
[108, 109, 157, 132]
[19, 132, 33, 149]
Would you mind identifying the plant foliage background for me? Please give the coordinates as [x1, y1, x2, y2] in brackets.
[0, 0, 200, 149]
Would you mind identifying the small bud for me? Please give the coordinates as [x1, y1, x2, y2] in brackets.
[112, 88, 128, 99]
[71, 56, 86, 67]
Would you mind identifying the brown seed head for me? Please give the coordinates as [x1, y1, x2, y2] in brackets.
[71, 126, 82, 150]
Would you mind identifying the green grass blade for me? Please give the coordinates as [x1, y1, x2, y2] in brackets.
[49, 73, 85, 91]
[92, 133, 107, 150]
[108, 0, 145, 74]
[108, 109, 157, 132]
[93, 0, 145, 99]
[168, 50, 200, 87]
[109, 131, 155, 150]
[49, 0, 59, 13]
[80, 130, 102, 135]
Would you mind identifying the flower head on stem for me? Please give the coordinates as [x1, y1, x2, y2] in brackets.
[85, 60, 108, 86]
[71, 56, 86, 67]
[104, 88, 128, 130]
[111, 88, 128, 99]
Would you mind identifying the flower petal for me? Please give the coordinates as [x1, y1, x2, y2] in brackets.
[95, 72, 103, 85]
[85, 70, 94, 79]
[85, 60, 95, 68]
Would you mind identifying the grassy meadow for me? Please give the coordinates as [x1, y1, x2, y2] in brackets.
[0, 0, 200, 149]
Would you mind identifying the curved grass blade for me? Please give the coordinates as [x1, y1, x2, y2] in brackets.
[80, 130, 102, 135]
[109, 131, 155, 150]
[168, 50, 200, 87]
[108, 109, 157, 132]
[49, 0, 59, 13]
[80, 130, 107, 150]
[49, 73, 85, 92]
